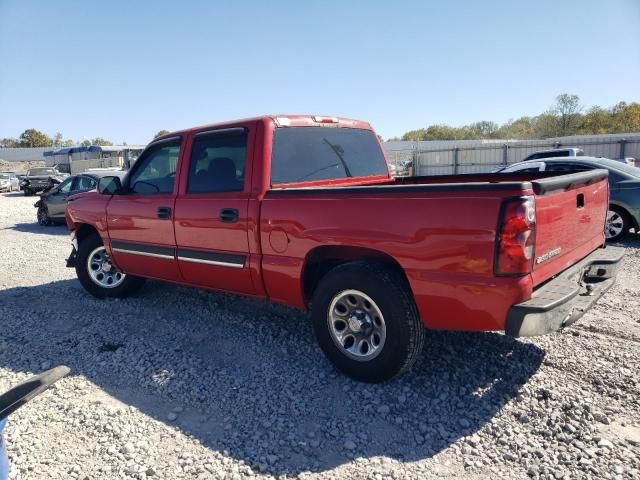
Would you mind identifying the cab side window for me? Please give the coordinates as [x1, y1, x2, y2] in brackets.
[129, 141, 181, 194]
[187, 130, 247, 194]
[57, 178, 73, 194]
[73, 176, 96, 192]
[545, 163, 592, 172]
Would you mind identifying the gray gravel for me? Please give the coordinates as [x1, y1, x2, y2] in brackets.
[1, 191, 639, 479]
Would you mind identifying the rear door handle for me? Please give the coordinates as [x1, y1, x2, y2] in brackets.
[157, 207, 172, 219]
[220, 208, 239, 223]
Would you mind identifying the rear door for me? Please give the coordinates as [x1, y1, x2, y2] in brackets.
[106, 137, 183, 282]
[173, 127, 255, 295]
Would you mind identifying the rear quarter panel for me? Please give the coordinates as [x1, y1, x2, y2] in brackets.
[260, 189, 533, 331]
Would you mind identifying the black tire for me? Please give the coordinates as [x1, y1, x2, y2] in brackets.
[606, 206, 630, 242]
[311, 261, 425, 383]
[76, 233, 146, 299]
[37, 205, 51, 226]
[23, 189, 31, 196]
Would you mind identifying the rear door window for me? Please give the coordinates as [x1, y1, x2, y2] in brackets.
[187, 130, 247, 193]
[271, 127, 387, 185]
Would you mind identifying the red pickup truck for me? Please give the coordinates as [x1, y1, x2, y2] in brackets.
[65, 115, 623, 382]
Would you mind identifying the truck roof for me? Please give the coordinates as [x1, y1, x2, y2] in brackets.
[153, 115, 373, 142]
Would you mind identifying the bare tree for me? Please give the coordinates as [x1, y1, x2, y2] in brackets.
[554, 94, 582, 136]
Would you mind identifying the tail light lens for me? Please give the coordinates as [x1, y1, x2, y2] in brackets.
[495, 196, 536, 276]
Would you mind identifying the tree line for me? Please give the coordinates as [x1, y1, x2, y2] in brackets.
[0, 130, 116, 149]
[0, 129, 174, 149]
[394, 94, 640, 142]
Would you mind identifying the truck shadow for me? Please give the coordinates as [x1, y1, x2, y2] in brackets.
[0, 279, 544, 475]
[4, 222, 68, 236]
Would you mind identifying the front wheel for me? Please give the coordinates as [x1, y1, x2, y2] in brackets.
[37, 206, 51, 226]
[311, 262, 425, 383]
[76, 233, 145, 299]
[605, 207, 629, 242]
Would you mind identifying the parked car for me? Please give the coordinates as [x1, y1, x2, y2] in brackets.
[65, 115, 622, 382]
[35, 171, 125, 226]
[0, 172, 20, 192]
[500, 157, 640, 241]
[389, 160, 414, 177]
[522, 147, 584, 162]
[20, 167, 68, 196]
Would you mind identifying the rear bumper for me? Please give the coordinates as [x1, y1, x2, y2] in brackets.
[505, 246, 624, 337]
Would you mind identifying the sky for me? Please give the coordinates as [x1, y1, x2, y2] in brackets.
[1, 0, 639, 144]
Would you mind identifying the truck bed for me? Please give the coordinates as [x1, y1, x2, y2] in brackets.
[261, 169, 609, 331]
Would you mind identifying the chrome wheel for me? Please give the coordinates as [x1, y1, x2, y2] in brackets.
[328, 289, 386, 362]
[605, 210, 624, 240]
[87, 246, 126, 288]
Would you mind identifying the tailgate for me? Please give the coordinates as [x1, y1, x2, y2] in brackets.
[530, 170, 609, 286]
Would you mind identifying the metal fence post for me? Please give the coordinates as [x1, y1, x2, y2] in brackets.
[620, 139, 627, 159]
[503, 144, 508, 166]
[453, 147, 459, 174]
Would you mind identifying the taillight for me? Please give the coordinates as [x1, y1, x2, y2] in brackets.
[495, 196, 536, 276]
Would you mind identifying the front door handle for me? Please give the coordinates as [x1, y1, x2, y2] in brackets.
[220, 208, 239, 223]
[157, 206, 172, 219]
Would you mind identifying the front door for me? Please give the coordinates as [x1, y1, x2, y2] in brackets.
[46, 177, 73, 218]
[173, 127, 255, 295]
[106, 137, 183, 282]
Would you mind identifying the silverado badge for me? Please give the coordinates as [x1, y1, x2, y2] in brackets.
[536, 247, 562, 264]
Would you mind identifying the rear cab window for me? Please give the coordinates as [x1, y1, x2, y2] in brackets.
[271, 127, 387, 186]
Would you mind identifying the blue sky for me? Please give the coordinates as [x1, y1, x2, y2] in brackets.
[1, 0, 639, 143]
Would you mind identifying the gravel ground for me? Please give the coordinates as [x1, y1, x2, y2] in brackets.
[0, 192, 639, 480]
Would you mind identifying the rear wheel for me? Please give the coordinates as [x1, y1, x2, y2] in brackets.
[76, 233, 145, 299]
[605, 207, 629, 242]
[311, 262, 425, 383]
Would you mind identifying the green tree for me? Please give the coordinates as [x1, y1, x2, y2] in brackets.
[62, 139, 75, 147]
[611, 102, 640, 132]
[577, 106, 612, 134]
[1, 138, 19, 147]
[154, 130, 171, 139]
[469, 121, 499, 138]
[533, 111, 561, 138]
[496, 117, 535, 139]
[18, 129, 51, 147]
[91, 137, 113, 146]
[81, 139, 91, 147]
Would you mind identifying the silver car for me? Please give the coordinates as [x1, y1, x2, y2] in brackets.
[0, 172, 20, 192]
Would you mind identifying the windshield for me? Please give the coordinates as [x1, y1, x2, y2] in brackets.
[0, 174, 9, 179]
[27, 168, 56, 176]
[271, 127, 388, 185]
[596, 158, 640, 178]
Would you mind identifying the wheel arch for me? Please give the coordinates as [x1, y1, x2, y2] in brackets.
[609, 202, 638, 229]
[74, 223, 101, 244]
[301, 245, 412, 307]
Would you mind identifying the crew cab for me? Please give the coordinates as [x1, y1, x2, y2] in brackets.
[65, 115, 623, 382]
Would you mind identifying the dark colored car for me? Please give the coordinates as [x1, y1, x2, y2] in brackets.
[500, 157, 640, 241]
[21, 167, 68, 196]
[35, 171, 124, 225]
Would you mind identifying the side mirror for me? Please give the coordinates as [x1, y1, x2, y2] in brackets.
[97, 176, 122, 195]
